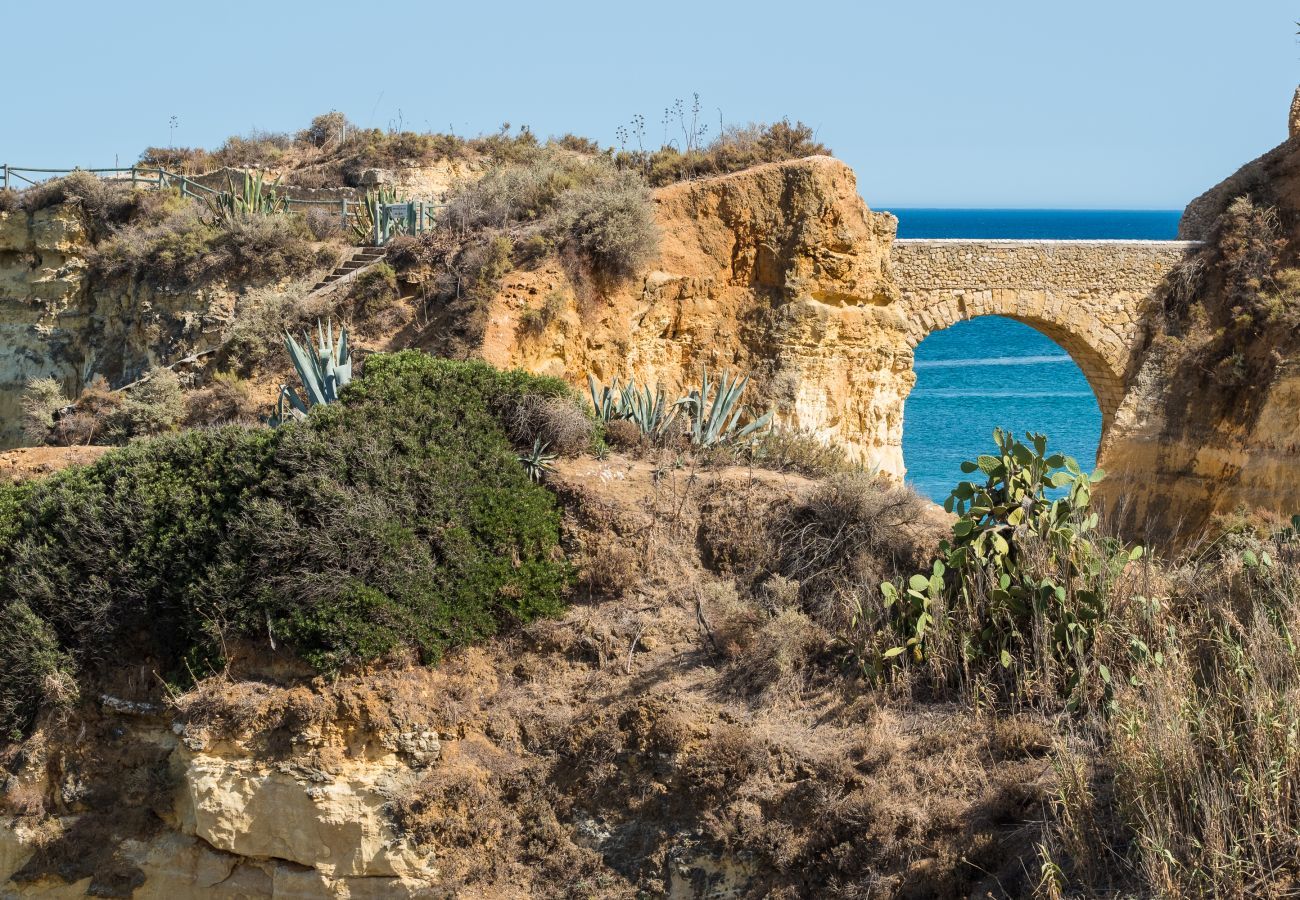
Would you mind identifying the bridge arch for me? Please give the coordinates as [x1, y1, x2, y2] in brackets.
[891, 239, 1198, 435]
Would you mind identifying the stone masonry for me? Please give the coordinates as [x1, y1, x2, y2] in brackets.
[891, 239, 1199, 432]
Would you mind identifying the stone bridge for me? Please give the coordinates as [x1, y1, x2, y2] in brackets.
[890, 239, 1200, 432]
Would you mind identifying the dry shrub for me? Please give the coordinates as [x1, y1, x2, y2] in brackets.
[35, 371, 183, 447]
[19, 170, 114, 214]
[304, 205, 341, 240]
[518, 290, 567, 334]
[344, 262, 406, 334]
[183, 372, 260, 426]
[2, 779, 46, 819]
[697, 479, 787, 586]
[1101, 544, 1300, 897]
[743, 426, 857, 478]
[443, 146, 658, 282]
[296, 110, 351, 149]
[0, 188, 20, 213]
[679, 724, 767, 801]
[388, 758, 619, 893]
[445, 146, 600, 232]
[702, 580, 760, 657]
[777, 473, 927, 631]
[138, 146, 212, 172]
[389, 768, 504, 866]
[220, 285, 337, 374]
[45, 376, 123, 445]
[553, 169, 658, 280]
[209, 130, 293, 169]
[602, 418, 643, 452]
[90, 203, 324, 287]
[1217, 195, 1283, 306]
[725, 608, 827, 698]
[575, 534, 641, 600]
[508, 393, 593, 456]
[620, 118, 831, 187]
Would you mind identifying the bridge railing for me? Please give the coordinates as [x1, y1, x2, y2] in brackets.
[1, 164, 445, 243]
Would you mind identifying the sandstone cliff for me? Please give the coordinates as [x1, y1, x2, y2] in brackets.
[468, 156, 917, 475]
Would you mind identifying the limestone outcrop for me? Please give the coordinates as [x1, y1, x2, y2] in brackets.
[0, 205, 247, 448]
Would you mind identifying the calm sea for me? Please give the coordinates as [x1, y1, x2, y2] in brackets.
[889, 208, 1182, 503]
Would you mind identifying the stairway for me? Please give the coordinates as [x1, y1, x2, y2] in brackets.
[308, 246, 387, 295]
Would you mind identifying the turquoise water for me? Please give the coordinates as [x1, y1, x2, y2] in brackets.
[890, 208, 1182, 240]
[893, 209, 1181, 503]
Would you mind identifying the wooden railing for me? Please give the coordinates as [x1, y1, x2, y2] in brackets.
[2, 164, 445, 243]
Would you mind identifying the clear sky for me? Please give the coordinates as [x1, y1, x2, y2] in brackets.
[4, 0, 1296, 209]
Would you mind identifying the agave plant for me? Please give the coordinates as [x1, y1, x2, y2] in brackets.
[588, 374, 626, 422]
[624, 381, 681, 439]
[518, 438, 557, 482]
[677, 367, 772, 448]
[350, 186, 407, 244]
[201, 170, 287, 225]
[271, 319, 352, 425]
[588, 374, 684, 440]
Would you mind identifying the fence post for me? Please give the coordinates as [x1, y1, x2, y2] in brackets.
[2, 165, 8, 191]
[131, 167, 137, 187]
[340, 198, 347, 231]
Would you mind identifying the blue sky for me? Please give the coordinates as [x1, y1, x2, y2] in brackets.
[4, 0, 1296, 208]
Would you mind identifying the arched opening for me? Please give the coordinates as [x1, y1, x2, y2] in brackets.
[902, 315, 1102, 503]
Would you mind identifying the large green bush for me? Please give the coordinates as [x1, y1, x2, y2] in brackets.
[0, 353, 572, 739]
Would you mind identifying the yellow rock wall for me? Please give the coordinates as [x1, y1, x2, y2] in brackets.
[478, 156, 918, 474]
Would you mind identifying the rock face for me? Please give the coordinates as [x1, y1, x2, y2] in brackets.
[477, 156, 916, 473]
[0, 206, 241, 448]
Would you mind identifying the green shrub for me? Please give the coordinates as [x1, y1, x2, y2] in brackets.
[0, 354, 572, 741]
[0, 602, 76, 740]
[108, 369, 184, 441]
[21, 377, 67, 445]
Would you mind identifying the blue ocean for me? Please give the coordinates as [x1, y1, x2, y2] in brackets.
[890, 209, 1182, 503]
